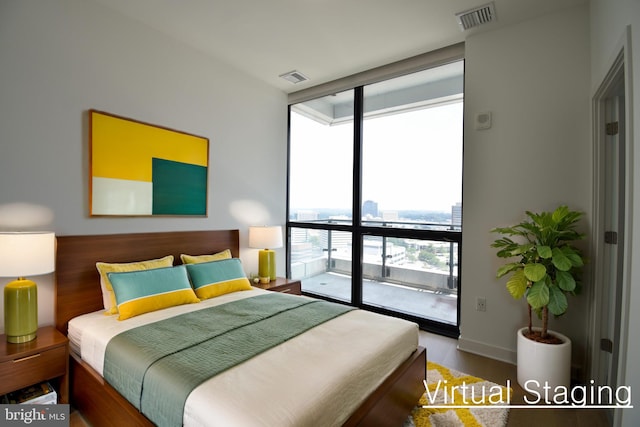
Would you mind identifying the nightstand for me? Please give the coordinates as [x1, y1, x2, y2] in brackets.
[0, 325, 69, 403]
[253, 277, 302, 295]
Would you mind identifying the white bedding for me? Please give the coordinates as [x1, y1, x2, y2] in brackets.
[68, 288, 419, 427]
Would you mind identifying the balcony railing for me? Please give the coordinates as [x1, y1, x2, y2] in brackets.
[291, 255, 457, 295]
[293, 217, 462, 232]
[288, 222, 461, 328]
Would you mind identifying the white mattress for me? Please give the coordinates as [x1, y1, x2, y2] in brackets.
[68, 288, 419, 427]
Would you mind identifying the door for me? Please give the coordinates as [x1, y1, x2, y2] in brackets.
[594, 56, 626, 426]
[599, 91, 624, 390]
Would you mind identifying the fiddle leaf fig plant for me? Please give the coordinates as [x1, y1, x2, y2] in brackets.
[491, 205, 586, 341]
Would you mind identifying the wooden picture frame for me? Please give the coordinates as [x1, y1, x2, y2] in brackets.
[89, 110, 209, 216]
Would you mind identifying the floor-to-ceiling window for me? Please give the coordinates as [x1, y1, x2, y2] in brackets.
[287, 57, 464, 337]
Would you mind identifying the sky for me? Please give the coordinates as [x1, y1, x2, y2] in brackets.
[289, 101, 463, 213]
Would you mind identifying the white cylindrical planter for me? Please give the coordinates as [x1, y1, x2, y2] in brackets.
[517, 327, 571, 392]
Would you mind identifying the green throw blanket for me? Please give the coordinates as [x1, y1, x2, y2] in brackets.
[104, 292, 354, 427]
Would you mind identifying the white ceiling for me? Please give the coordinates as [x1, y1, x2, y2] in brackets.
[91, 0, 587, 94]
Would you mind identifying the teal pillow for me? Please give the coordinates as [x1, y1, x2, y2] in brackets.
[108, 265, 200, 320]
[185, 258, 252, 300]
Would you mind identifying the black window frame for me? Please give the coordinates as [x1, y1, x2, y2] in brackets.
[286, 79, 463, 338]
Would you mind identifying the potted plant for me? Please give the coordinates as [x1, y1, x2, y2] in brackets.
[491, 205, 586, 390]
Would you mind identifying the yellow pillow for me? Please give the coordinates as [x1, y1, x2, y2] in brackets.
[96, 255, 174, 315]
[180, 249, 232, 264]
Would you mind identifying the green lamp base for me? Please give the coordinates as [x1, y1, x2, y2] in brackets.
[4, 277, 38, 344]
[7, 331, 37, 344]
[258, 249, 277, 281]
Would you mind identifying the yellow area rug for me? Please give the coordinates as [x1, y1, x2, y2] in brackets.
[405, 361, 512, 427]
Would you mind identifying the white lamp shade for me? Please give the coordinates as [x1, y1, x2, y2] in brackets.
[249, 226, 283, 249]
[0, 232, 55, 277]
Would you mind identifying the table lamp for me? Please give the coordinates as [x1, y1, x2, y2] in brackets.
[249, 226, 283, 283]
[0, 232, 55, 343]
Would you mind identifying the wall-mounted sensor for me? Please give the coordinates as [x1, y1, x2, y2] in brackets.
[475, 111, 492, 130]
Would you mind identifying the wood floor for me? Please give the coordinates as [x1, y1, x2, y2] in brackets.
[69, 330, 612, 426]
[419, 330, 611, 427]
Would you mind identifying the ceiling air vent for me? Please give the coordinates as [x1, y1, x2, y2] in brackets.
[455, 2, 496, 31]
[279, 70, 309, 84]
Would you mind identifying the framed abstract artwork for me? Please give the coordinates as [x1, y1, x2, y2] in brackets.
[89, 110, 209, 216]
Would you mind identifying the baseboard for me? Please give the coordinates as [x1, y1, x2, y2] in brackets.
[457, 336, 516, 365]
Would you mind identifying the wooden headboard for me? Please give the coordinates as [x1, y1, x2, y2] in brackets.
[55, 229, 240, 335]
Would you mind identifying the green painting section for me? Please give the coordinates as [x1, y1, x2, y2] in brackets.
[152, 158, 207, 215]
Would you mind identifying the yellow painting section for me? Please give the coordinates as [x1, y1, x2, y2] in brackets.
[91, 112, 208, 182]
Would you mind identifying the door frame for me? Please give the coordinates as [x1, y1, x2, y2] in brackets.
[589, 26, 633, 427]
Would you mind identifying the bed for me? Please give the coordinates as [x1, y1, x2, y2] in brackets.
[55, 229, 426, 427]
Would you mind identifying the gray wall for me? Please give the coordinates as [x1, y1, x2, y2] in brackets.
[460, 5, 591, 367]
[0, 0, 288, 331]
